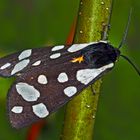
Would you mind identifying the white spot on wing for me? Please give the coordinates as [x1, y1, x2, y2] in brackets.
[32, 103, 49, 118]
[99, 40, 108, 43]
[0, 63, 11, 70]
[50, 53, 61, 59]
[76, 63, 114, 85]
[51, 45, 64, 51]
[64, 86, 77, 97]
[16, 82, 40, 102]
[57, 72, 68, 83]
[32, 60, 41, 66]
[18, 49, 32, 60]
[67, 42, 97, 52]
[11, 106, 23, 114]
[38, 75, 48, 84]
[11, 59, 30, 75]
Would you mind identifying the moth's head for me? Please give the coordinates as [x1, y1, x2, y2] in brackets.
[106, 43, 121, 62]
[82, 42, 120, 68]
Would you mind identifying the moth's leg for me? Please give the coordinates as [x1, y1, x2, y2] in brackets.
[101, 23, 111, 40]
[101, 2, 112, 40]
[90, 85, 96, 95]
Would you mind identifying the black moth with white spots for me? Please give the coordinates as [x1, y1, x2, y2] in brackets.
[0, 41, 120, 128]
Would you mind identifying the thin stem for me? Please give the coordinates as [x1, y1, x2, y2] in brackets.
[61, 0, 112, 140]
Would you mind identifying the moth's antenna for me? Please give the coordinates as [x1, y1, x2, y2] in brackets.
[118, 9, 132, 49]
[119, 9, 140, 76]
[120, 55, 140, 76]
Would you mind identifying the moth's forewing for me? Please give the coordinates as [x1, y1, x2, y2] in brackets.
[0, 47, 53, 77]
[7, 56, 114, 128]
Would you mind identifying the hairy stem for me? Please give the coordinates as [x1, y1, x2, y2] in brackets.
[61, 0, 112, 139]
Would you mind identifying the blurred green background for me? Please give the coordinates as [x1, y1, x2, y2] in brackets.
[0, 0, 140, 140]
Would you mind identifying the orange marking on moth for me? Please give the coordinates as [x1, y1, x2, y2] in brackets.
[71, 55, 84, 63]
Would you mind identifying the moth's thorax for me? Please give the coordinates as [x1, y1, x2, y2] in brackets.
[81, 42, 120, 68]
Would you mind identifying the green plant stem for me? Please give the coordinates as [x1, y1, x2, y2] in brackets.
[61, 0, 112, 140]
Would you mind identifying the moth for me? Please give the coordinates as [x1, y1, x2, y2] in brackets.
[0, 11, 139, 129]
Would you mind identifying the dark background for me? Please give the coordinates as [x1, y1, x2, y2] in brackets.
[0, 0, 140, 140]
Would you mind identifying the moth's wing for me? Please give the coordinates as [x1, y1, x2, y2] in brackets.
[0, 42, 96, 77]
[0, 47, 51, 77]
[7, 50, 114, 128]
